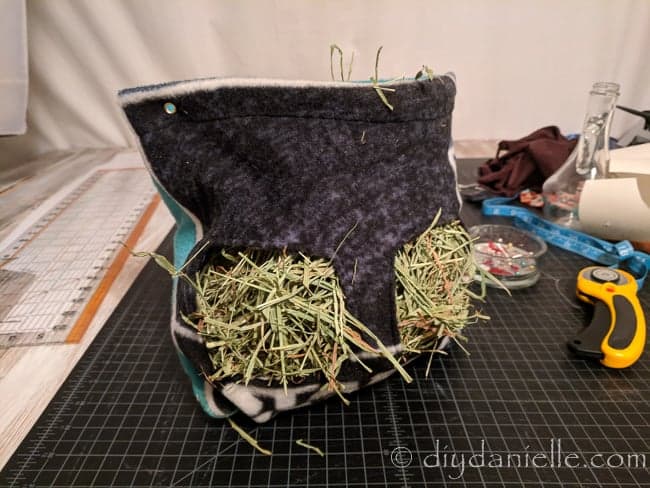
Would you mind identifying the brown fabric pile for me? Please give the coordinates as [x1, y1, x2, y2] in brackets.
[478, 126, 577, 197]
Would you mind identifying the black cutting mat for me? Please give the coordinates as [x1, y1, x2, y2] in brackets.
[2, 205, 650, 487]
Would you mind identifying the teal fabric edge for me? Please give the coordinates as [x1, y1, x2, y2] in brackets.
[176, 351, 233, 419]
[151, 179, 235, 419]
[151, 180, 198, 269]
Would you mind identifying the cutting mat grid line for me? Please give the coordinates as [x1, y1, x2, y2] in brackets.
[0, 169, 156, 347]
[2, 203, 650, 487]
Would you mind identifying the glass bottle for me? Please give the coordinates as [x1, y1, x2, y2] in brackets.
[542, 82, 620, 228]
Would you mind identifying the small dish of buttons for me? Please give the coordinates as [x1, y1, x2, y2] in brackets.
[469, 224, 547, 289]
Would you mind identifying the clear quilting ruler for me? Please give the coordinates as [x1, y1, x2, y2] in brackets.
[0, 167, 158, 347]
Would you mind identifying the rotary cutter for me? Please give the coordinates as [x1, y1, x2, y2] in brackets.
[568, 267, 646, 369]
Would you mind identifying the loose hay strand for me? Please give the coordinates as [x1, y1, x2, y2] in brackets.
[370, 46, 394, 111]
[227, 418, 272, 456]
[296, 439, 325, 457]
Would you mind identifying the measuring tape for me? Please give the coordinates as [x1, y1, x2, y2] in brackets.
[481, 197, 650, 289]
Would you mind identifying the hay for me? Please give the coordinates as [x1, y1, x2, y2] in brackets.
[161, 212, 489, 401]
[135, 213, 488, 398]
[135, 213, 491, 456]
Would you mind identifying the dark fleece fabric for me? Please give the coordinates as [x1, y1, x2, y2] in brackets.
[120, 76, 459, 415]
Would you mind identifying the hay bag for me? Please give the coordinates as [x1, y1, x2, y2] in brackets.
[120, 74, 483, 423]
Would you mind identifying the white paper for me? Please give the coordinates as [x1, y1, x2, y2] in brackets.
[579, 176, 650, 242]
[609, 143, 650, 175]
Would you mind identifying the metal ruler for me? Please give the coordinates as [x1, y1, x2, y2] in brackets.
[0, 168, 158, 347]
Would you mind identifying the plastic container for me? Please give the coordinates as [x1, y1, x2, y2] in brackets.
[469, 224, 547, 289]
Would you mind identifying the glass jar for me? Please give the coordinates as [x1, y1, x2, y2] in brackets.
[542, 82, 620, 228]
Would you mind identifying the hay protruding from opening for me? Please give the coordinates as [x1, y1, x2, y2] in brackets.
[133, 214, 492, 456]
[134, 214, 490, 401]
[173, 214, 488, 399]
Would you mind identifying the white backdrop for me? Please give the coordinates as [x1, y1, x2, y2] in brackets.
[0, 0, 27, 135]
[1, 0, 649, 171]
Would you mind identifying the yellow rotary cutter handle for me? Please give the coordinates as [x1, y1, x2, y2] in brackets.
[568, 267, 646, 369]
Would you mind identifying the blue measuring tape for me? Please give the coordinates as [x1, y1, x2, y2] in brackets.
[481, 196, 650, 289]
